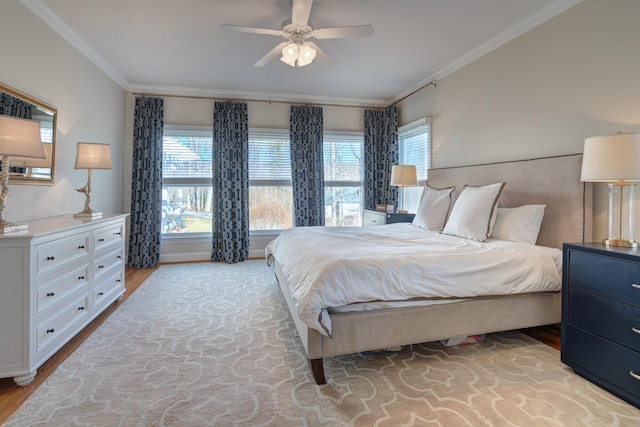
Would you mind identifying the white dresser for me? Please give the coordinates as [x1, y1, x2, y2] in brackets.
[0, 214, 128, 386]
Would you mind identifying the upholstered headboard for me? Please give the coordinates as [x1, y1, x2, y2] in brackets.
[427, 154, 593, 249]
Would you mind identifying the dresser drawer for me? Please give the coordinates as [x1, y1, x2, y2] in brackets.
[94, 223, 125, 254]
[93, 270, 125, 312]
[93, 247, 124, 281]
[34, 234, 90, 279]
[567, 249, 640, 305]
[35, 265, 90, 318]
[568, 289, 640, 352]
[563, 325, 640, 407]
[35, 293, 91, 362]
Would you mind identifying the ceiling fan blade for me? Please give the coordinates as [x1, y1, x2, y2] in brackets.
[306, 41, 334, 67]
[219, 24, 282, 37]
[312, 25, 374, 39]
[254, 42, 289, 67]
[292, 0, 313, 26]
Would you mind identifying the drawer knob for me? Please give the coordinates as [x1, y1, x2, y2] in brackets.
[78, 245, 85, 249]
[78, 275, 85, 280]
[630, 371, 640, 381]
[98, 292, 104, 296]
[46, 256, 55, 261]
[46, 292, 55, 297]
[114, 232, 122, 236]
[116, 279, 122, 283]
[78, 306, 85, 311]
[98, 265, 105, 269]
[98, 238, 105, 242]
[46, 328, 55, 334]
[116, 255, 122, 259]
[632, 327, 640, 335]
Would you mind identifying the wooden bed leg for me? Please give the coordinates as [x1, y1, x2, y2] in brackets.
[309, 358, 326, 385]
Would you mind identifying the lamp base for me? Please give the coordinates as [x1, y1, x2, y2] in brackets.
[603, 238, 638, 248]
[0, 222, 28, 234]
[73, 211, 102, 219]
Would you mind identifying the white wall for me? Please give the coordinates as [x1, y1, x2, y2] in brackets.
[1, 1, 126, 223]
[397, 0, 640, 241]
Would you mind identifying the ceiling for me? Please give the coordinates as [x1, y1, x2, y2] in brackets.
[24, 0, 581, 107]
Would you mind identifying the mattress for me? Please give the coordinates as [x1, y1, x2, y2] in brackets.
[266, 223, 562, 336]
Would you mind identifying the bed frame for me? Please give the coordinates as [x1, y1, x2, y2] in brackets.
[274, 154, 593, 385]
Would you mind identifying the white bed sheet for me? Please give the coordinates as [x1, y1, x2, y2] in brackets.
[266, 223, 562, 336]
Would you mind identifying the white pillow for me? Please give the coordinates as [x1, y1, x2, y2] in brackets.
[491, 205, 546, 245]
[411, 185, 455, 231]
[442, 182, 505, 242]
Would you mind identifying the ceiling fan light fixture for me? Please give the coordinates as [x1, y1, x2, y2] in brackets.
[297, 43, 316, 67]
[281, 42, 299, 66]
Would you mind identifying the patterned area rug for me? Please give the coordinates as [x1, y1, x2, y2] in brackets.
[6, 261, 639, 426]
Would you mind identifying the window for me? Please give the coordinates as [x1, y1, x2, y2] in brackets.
[161, 127, 366, 234]
[399, 118, 431, 213]
[249, 129, 293, 231]
[162, 127, 213, 234]
[324, 132, 364, 226]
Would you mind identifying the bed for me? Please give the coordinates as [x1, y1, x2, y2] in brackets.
[267, 154, 592, 385]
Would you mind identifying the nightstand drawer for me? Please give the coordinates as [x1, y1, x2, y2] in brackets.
[568, 289, 640, 352]
[563, 325, 640, 406]
[567, 250, 640, 305]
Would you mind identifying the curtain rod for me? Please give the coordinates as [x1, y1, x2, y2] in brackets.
[390, 80, 437, 107]
[129, 92, 386, 110]
[131, 79, 436, 110]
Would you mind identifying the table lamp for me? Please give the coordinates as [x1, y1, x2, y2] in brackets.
[581, 132, 640, 247]
[74, 142, 112, 218]
[390, 164, 417, 214]
[0, 115, 46, 233]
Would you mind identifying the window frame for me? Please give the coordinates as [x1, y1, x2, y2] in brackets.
[323, 130, 365, 226]
[248, 128, 293, 234]
[398, 118, 432, 212]
[161, 125, 214, 239]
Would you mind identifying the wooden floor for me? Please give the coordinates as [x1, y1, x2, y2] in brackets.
[0, 265, 561, 424]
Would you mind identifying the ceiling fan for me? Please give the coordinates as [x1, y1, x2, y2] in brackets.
[220, 0, 374, 67]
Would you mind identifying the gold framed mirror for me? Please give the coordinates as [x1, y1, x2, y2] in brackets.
[0, 82, 56, 185]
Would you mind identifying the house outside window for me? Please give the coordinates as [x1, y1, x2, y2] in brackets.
[324, 131, 364, 226]
[162, 126, 213, 235]
[399, 118, 431, 213]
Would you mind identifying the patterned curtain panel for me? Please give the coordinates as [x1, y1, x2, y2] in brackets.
[211, 101, 250, 264]
[128, 96, 164, 269]
[364, 106, 399, 209]
[290, 105, 325, 227]
[0, 93, 33, 119]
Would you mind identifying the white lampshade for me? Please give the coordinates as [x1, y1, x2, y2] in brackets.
[74, 142, 112, 170]
[0, 115, 45, 159]
[390, 165, 418, 187]
[581, 132, 640, 182]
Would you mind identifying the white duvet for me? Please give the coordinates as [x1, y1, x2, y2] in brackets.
[265, 223, 562, 336]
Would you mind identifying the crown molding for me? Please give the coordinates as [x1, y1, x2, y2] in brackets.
[20, 0, 129, 89]
[386, 0, 584, 105]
